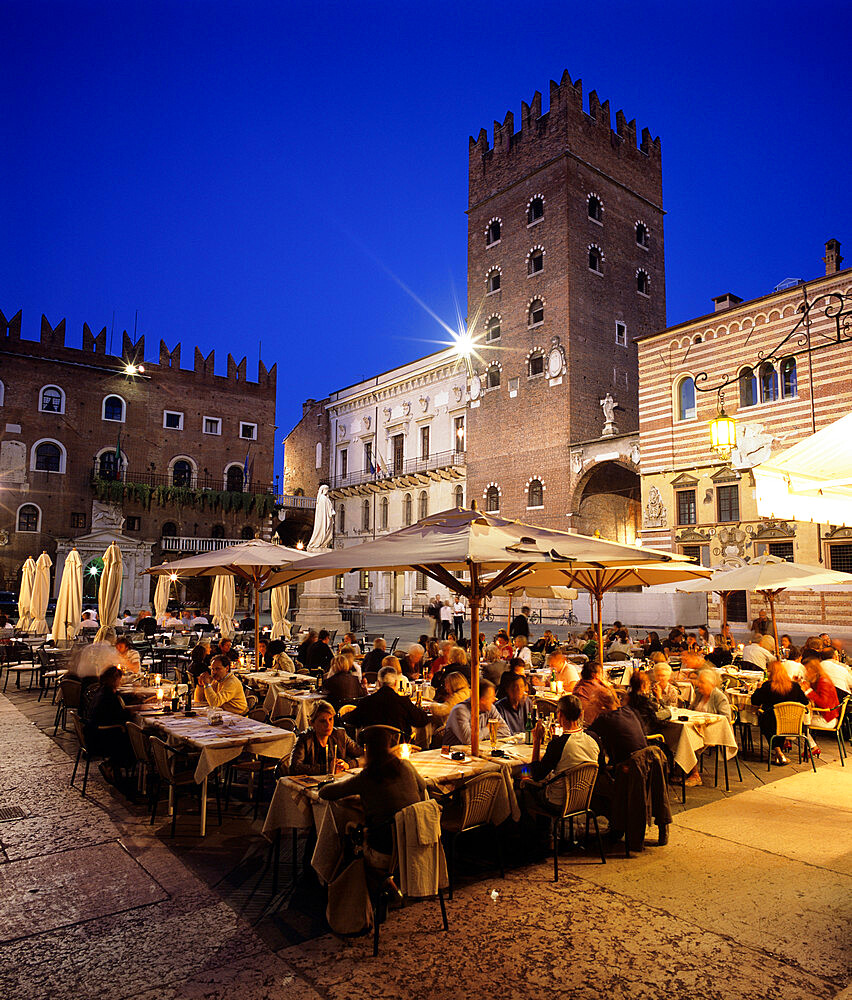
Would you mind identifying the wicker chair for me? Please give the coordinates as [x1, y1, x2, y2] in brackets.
[808, 695, 850, 765]
[356, 724, 401, 748]
[535, 698, 558, 718]
[525, 762, 605, 880]
[247, 706, 267, 722]
[272, 717, 297, 732]
[440, 770, 504, 900]
[764, 701, 816, 773]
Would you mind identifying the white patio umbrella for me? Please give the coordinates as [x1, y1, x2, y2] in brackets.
[210, 573, 236, 640]
[677, 555, 852, 653]
[16, 556, 36, 631]
[754, 411, 852, 526]
[153, 568, 172, 623]
[145, 539, 307, 665]
[269, 583, 291, 640]
[264, 507, 697, 754]
[28, 551, 53, 635]
[52, 549, 83, 644]
[96, 541, 123, 637]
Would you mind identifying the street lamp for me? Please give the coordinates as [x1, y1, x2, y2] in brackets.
[709, 390, 736, 458]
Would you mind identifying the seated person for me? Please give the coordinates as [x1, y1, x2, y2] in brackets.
[531, 630, 559, 655]
[289, 700, 362, 775]
[689, 668, 731, 719]
[304, 629, 333, 672]
[428, 671, 470, 721]
[114, 636, 141, 674]
[581, 630, 598, 661]
[161, 612, 183, 629]
[520, 694, 601, 813]
[398, 643, 426, 681]
[588, 689, 648, 768]
[344, 665, 429, 742]
[212, 637, 240, 665]
[751, 659, 810, 765]
[626, 669, 670, 734]
[257, 637, 292, 672]
[338, 632, 362, 656]
[296, 629, 318, 665]
[136, 611, 158, 637]
[189, 612, 209, 626]
[706, 637, 733, 669]
[189, 639, 213, 681]
[239, 614, 256, 632]
[445, 679, 511, 745]
[571, 661, 612, 726]
[497, 657, 528, 699]
[652, 662, 681, 708]
[480, 644, 504, 685]
[663, 628, 686, 658]
[495, 673, 534, 734]
[323, 653, 365, 710]
[432, 646, 468, 698]
[120, 609, 136, 627]
[494, 631, 513, 661]
[607, 629, 633, 656]
[83, 665, 134, 781]
[644, 631, 665, 656]
[818, 649, 852, 696]
[193, 655, 248, 715]
[513, 634, 532, 666]
[79, 611, 100, 631]
[741, 635, 776, 672]
[320, 725, 427, 863]
[361, 637, 388, 676]
[802, 658, 841, 745]
[547, 650, 580, 690]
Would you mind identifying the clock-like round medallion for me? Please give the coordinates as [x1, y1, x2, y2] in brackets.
[547, 348, 563, 378]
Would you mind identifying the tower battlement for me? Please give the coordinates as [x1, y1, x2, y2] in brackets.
[0, 308, 277, 390]
[468, 70, 661, 206]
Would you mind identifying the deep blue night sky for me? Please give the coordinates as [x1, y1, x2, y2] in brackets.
[4, 0, 851, 472]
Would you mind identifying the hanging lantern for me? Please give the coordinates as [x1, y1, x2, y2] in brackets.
[709, 407, 736, 456]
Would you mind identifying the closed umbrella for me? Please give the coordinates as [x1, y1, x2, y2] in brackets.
[97, 541, 123, 630]
[52, 549, 83, 644]
[210, 574, 236, 640]
[16, 556, 36, 631]
[269, 584, 291, 640]
[29, 552, 53, 635]
[153, 569, 171, 623]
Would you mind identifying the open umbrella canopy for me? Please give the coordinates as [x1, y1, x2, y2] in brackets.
[16, 556, 36, 630]
[98, 541, 123, 630]
[754, 411, 852, 527]
[210, 574, 236, 640]
[52, 549, 82, 643]
[29, 552, 53, 635]
[264, 508, 694, 754]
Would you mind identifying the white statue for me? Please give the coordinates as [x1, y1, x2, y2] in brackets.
[307, 485, 335, 550]
[600, 393, 617, 424]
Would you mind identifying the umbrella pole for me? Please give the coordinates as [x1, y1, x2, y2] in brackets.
[768, 591, 780, 657]
[470, 595, 481, 758]
[596, 592, 604, 665]
[589, 592, 595, 641]
[720, 591, 730, 630]
[507, 594, 512, 636]
[254, 582, 261, 670]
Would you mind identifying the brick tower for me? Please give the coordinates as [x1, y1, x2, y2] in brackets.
[465, 71, 666, 532]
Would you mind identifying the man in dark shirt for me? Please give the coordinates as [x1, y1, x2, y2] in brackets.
[323, 659, 364, 711]
[360, 638, 387, 675]
[344, 665, 428, 741]
[259, 637, 287, 671]
[750, 611, 770, 636]
[509, 606, 530, 640]
[136, 611, 158, 637]
[588, 691, 648, 766]
[305, 630, 333, 672]
[296, 629, 317, 665]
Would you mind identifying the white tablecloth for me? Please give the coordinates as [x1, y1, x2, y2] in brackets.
[662, 708, 738, 773]
[266, 689, 325, 729]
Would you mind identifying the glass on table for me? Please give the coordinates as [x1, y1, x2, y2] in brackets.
[487, 717, 500, 751]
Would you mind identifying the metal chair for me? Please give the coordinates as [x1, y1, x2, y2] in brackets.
[605, 650, 630, 662]
[53, 676, 82, 734]
[808, 695, 850, 765]
[69, 712, 123, 797]
[698, 708, 743, 790]
[126, 720, 155, 800]
[646, 733, 685, 804]
[3, 646, 37, 691]
[363, 672, 379, 686]
[36, 647, 66, 702]
[765, 701, 816, 773]
[148, 736, 218, 836]
[439, 770, 504, 900]
[271, 717, 297, 732]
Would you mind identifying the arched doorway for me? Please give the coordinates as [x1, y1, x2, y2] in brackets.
[573, 462, 641, 544]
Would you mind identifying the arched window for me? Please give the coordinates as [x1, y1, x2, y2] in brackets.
[226, 465, 244, 492]
[527, 197, 544, 224]
[485, 486, 500, 512]
[161, 521, 178, 537]
[419, 491, 428, 520]
[403, 493, 413, 526]
[677, 376, 696, 421]
[528, 299, 544, 327]
[362, 499, 370, 531]
[527, 248, 544, 275]
[760, 363, 778, 403]
[17, 504, 40, 532]
[33, 440, 64, 473]
[527, 479, 544, 508]
[211, 524, 225, 538]
[98, 450, 124, 480]
[781, 357, 797, 398]
[527, 351, 544, 378]
[102, 395, 125, 422]
[635, 222, 649, 247]
[338, 504, 346, 532]
[486, 268, 501, 293]
[587, 195, 603, 222]
[486, 219, 501, 245]
[486, 365, 501, 389]
[636, 270, 650, 295]
[588, 245, 603, 273]
[380, 496, 389, 531]
[454, 485, 464, 508]
[485, 315, 501, 342]
[241, 526, 254, 539]
[172, 460, 193, 487]
[739, 367, 757, 407]
[39, 385, 65, 413]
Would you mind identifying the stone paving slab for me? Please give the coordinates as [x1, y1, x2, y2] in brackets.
[0, 840, 167, 942]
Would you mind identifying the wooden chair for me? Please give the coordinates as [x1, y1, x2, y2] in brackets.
[764, 701, 815, 773]
[439, 771, 504, 900]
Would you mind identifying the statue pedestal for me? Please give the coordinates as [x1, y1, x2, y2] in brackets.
[293, 575, 346, 635]
[601, 420, 619, 438]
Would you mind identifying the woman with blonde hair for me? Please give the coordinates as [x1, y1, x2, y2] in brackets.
[750, 659, 809, 765]
[430, 671, 471, 720]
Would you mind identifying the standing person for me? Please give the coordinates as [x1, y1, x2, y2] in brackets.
[426, 595, 441, 638]
[751, 610, 770, 637]
[452, 597, 466, 643]
[510, 605, 530, 641]
[439, 601, 452, 640]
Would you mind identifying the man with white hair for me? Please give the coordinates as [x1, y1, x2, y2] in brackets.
[360, 637, 387, 675]
[398, 643, 426, 680]
[344, 664, 429, 741]
[742, 635, 776, 672]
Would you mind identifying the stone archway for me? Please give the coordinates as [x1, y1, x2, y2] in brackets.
[571, 460, 641, 544]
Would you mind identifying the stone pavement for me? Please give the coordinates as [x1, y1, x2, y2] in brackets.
[0, 688, 849, 1000]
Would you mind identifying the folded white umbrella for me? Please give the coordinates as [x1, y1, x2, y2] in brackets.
[17, 556, 36, 631]
[153, 569, 171, 623]
[29, 552, 53, 635]
[270, 583, 291, 641]
[52, 549, 83, 643]
[97, 541, 123, 631]
[210, 574, 236, 640]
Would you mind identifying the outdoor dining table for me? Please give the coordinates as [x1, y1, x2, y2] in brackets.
[264, 686, 325, 728]
[141, 708, 295, 835]
[661, 707, 739, 775]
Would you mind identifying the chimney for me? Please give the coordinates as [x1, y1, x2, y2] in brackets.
[302, 398, 317, 418]
[823, 239, 843, 276]
[711, 293, 743, 313]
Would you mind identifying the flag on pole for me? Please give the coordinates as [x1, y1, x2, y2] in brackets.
[243, 445, 251, 486]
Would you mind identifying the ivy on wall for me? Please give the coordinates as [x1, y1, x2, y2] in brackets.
[92, 478, 279, 519]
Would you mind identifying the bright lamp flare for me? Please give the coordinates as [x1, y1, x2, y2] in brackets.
[709, 409, 737, 456]
[453, 331, 474, 357]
